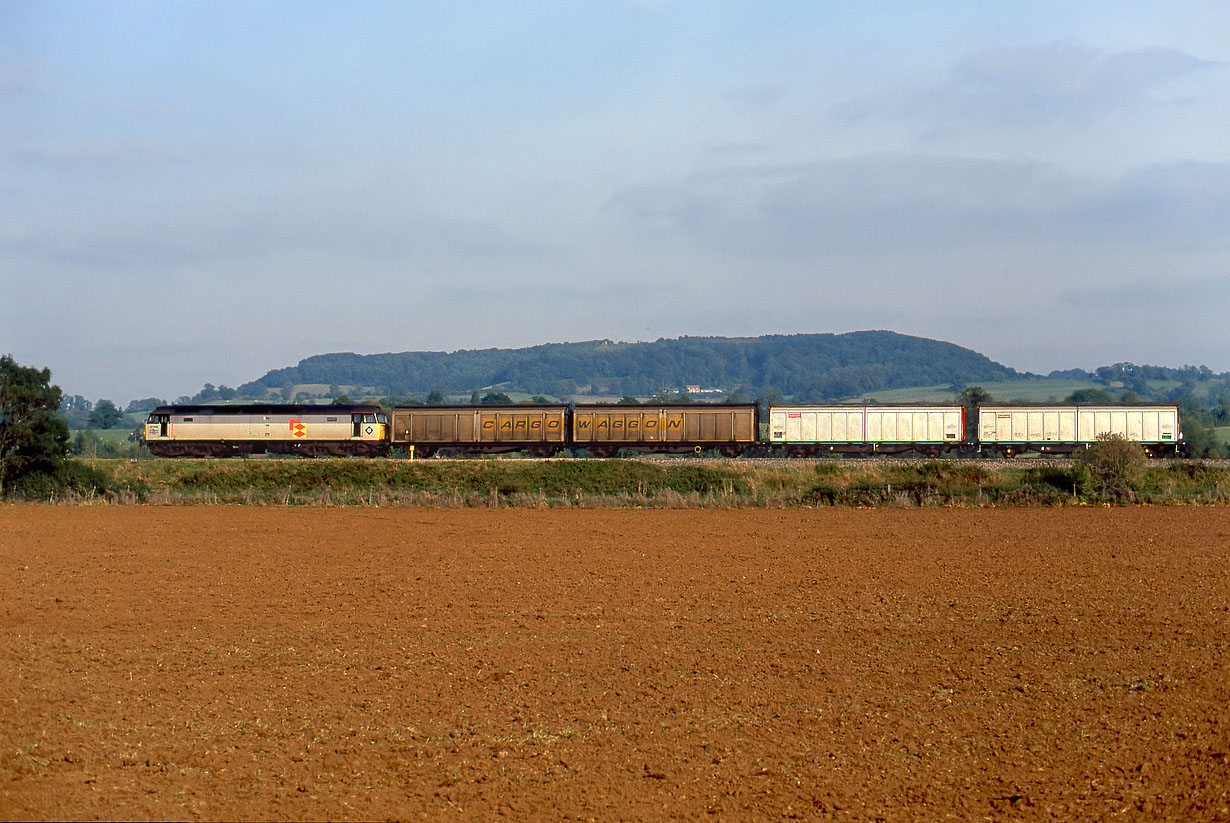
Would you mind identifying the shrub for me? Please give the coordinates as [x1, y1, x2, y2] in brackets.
[5, 460, 122, 501]
[1076, 434, 1147, 501]
[1024, 464, 1090, 498]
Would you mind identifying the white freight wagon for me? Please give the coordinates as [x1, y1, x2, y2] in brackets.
[768, 405, 964, 456]
[977, 404, 1181, 456]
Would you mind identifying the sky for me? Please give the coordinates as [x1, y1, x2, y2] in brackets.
[3, 1, 1229, 404]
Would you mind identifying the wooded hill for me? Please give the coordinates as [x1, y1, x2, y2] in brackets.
[248, 331, 1020, 401]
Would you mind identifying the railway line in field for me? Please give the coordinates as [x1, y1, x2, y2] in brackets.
[142, 401, 1188, 459]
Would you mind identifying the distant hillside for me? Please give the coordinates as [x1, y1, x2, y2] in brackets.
[249, 331, 1020, 401]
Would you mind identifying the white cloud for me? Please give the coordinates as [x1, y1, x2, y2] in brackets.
[605, 155, 1230, 258]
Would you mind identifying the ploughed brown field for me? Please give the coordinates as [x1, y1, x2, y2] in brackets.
[2, 505, 1228, 822]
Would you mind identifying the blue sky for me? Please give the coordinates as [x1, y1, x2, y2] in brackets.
[3, 1, 1229, 402]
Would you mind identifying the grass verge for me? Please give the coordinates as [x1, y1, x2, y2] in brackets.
[49, 457, 1230, 507]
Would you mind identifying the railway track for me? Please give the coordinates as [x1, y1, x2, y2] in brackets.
[634, 455, 1230, 469]
[128, 454, 1230, 468]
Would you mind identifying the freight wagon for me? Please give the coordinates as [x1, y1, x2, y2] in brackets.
[976, 404, 1181, 457]
[570, 403, 759, 457]
[389, 405, 569, 457]
[768, 405, 964, 457]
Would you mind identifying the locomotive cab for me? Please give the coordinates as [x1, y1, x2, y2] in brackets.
[352, 411, 388, 442]
[146, 412, 170, 441]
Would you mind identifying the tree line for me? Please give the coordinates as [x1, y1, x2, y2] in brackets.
[249, 332, 1019, 401]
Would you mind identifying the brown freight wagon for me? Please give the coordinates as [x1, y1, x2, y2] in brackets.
[571, 403, 759, 457]
[390, 405, 569, 457]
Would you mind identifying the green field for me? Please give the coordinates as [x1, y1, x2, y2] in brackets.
[859, 376, 1204, 405]
[860, 378, 1105, 404]
[71, 427, 137, 443]
[69, 427, 145, 459]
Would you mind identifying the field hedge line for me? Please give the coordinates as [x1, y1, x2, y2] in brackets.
[38, 457, 1230, 507]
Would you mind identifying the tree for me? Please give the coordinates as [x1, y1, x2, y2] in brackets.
[1213, 391, 1230, 426]
[954, 386, 992, 442]
[192, 383, 220, 403]
[1171, 391, 1225, 458]
[62, 394, 92, 413]
[954, 385, 992, 406]
[755, 388, 783, 418]
[649, 390, 692, 403]
[0, 355, 70, 496]
[1065, 388, 1114, 403]
[61, 394, 92, 429]
[71, 429, 138, 459]
[125, 397, 167, 414]
[426, 390, 446, 405]
[1176, 410, 1222, 458]
[71, 429, 104, 459]
[87, 399, 124, 429]
[236, 382, 267, 399]
[481, 392, 512, 405]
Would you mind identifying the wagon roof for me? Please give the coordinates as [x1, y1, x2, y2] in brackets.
[571, 402, 759, 409]
[151, 404, 384, 416]
[976, 403, 1179, 409]
[769, 404, 963, 410]
[391, 404, 570, 412]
